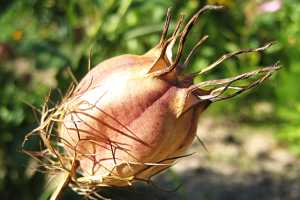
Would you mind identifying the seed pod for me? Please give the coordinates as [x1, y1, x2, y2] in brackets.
[23, 5, 280, 199]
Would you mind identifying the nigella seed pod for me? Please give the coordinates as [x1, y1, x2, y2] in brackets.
[23, 5, 280, 199]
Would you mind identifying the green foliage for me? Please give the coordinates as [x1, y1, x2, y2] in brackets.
[0, 0, 299, 199]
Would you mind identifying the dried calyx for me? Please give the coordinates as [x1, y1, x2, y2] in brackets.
[23, 5, 280, 200]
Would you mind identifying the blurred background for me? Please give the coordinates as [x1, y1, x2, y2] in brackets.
[1, 0, 300, 199]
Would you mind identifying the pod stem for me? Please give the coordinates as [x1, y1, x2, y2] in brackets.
[50, 160, 79, 200]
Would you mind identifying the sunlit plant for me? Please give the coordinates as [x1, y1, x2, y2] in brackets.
[23, 5, 279, 199]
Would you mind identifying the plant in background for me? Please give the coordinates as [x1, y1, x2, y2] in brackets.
[23, 5, 279, 200]
[259, 0, 282, 13]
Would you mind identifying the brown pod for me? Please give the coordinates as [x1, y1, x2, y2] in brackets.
[23, 5, 280, 199]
